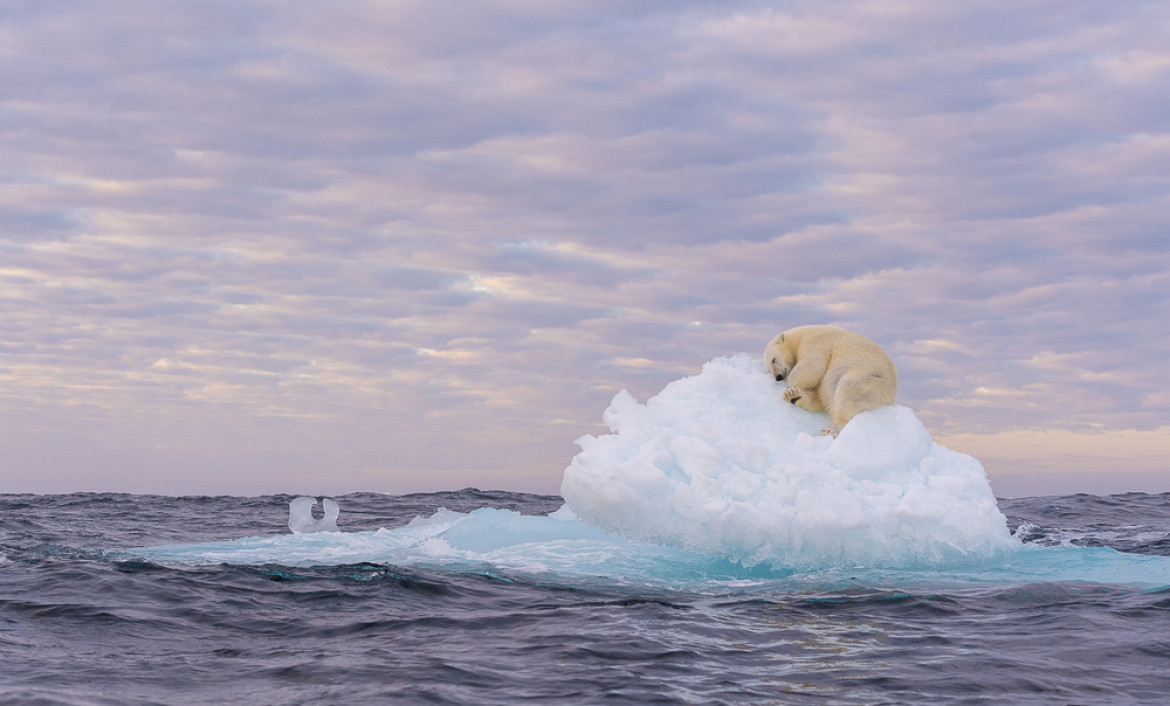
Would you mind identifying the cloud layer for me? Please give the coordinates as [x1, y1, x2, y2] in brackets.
[2, 1, 1169, 495]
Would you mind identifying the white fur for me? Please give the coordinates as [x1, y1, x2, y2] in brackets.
[764, 325, 897, 436]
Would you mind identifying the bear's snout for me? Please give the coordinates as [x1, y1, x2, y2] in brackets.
[774, 372, 786, 382]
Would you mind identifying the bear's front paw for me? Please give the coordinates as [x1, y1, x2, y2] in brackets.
[783, 387, 804, 405]
[821, 426, 842, 438]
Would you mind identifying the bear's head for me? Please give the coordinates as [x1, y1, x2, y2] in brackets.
[763, 332, 795, 382]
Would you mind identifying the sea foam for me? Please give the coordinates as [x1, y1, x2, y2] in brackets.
[561, 354, 1017, 568]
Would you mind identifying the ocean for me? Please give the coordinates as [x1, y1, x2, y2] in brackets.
[2, 489, 1169, 705]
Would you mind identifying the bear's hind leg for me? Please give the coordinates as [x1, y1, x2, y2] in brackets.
[826, 376, 882, 436]
[822, 415, 847, 438]
[821, 401, 847, 436]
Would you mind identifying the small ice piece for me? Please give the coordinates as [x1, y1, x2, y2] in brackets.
[288, 497, 340, 533]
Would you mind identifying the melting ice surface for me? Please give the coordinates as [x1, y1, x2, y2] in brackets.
[129, 355, 1170, 590]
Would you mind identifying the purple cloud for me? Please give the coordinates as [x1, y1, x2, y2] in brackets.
[2, 1, 1168, 496]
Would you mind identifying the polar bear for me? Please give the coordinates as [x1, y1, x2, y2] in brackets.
[763, 325, 897, 437]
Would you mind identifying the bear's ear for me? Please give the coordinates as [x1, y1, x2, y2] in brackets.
[780, 333, 785, 343]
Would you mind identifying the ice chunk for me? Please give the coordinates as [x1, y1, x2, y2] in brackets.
[133, 354, 1170, 588]
[288, 497, 340, 533]
[561, 354, 1017, 569]
[827, 405, 933, 478]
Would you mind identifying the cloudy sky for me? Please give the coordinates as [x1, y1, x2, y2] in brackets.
[2, 0, 1168, 497]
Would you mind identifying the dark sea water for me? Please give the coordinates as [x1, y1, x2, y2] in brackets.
[2, 490, 1170, 705]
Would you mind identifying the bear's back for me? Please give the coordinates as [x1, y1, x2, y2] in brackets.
[793, 326, 895, 379]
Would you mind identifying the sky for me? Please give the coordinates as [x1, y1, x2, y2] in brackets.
[2, 0, 1169, 498]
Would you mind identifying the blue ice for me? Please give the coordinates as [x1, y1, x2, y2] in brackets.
[127, 506, 1170, 590]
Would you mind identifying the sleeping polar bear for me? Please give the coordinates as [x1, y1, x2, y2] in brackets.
[764, 325, 897, 437]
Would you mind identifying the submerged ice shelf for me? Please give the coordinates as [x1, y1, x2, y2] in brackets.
[127, 505, 1170, 589]
[123, 355, 1170, 590]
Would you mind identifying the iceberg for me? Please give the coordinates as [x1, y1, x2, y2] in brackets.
[561, 354, 1016, 569]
